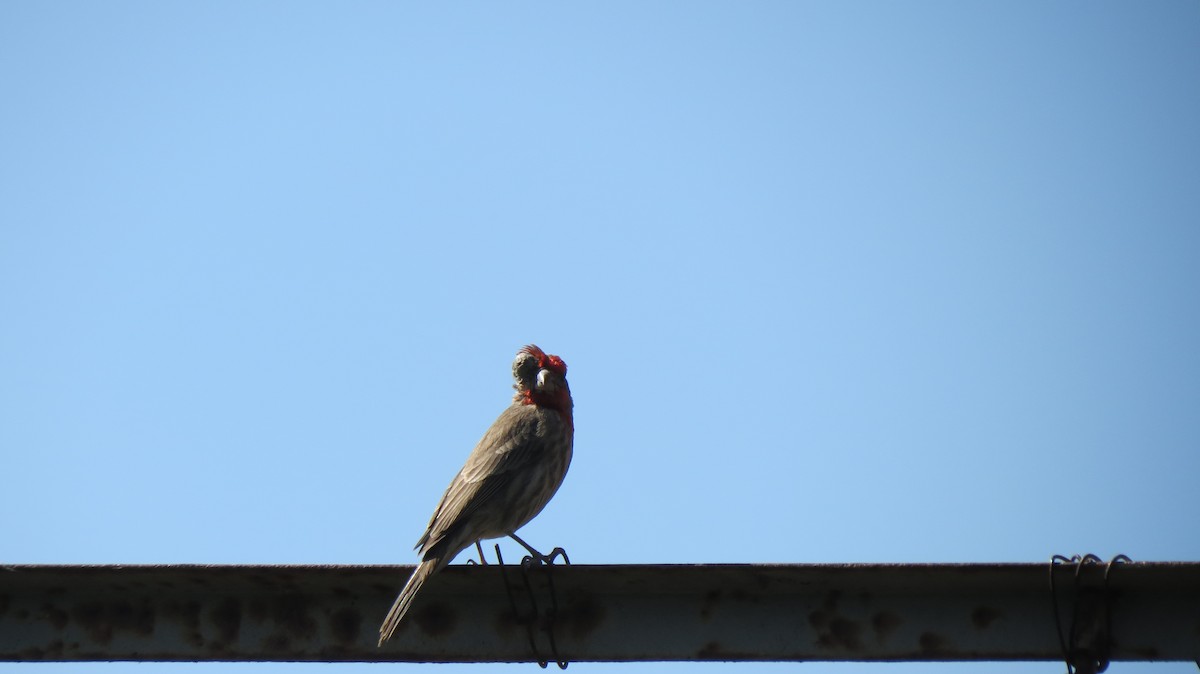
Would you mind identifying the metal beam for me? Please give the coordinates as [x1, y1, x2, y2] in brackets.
[1, 563, 1197, 663]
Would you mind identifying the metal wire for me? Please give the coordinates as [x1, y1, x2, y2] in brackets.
[496, 544, 570, 669]
[1050, 553, 1131, 674]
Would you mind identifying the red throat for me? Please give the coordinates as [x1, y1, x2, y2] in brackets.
[520, 387, 573, 421]
[520, 389, 573, 431]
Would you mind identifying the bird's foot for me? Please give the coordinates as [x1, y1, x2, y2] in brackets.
[522, 547, 570, 568]
[509, 533, 571, 566]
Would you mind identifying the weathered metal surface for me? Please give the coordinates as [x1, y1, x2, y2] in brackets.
[0, 563, 1197, 662]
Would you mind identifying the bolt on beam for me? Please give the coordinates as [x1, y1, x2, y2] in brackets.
[1, 563, 1197, 663]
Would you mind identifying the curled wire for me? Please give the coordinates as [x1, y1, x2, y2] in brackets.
[497, 545, 570, 669]
[1049, 553, 1131, 674]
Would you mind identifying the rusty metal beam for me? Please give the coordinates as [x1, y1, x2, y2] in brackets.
[1, 563, 1197, 663]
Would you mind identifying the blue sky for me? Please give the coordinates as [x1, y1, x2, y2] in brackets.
[2, 2, 1198, 674]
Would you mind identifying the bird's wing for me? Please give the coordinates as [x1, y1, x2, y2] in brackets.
[415, 404, 544, 558]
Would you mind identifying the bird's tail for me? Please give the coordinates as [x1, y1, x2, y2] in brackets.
[378, 558, 440, 646]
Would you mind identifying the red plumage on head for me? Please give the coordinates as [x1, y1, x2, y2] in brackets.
[519, 344, 546, 360]
[520, 344, 567, 376]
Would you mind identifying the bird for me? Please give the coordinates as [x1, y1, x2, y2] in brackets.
[378, 344, 575, 646]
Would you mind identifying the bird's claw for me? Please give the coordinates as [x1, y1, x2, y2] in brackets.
[508, 532, 571, 567]
[521, 546, 570, 567]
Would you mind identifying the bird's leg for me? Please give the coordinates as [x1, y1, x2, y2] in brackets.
[508, 533, 571, 566]
[465, 541, 489, 565]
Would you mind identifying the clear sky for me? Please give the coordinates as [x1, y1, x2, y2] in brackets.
[2, 2, 1198, 674]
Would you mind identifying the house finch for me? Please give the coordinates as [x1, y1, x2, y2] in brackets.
[378, 344, 574, 646]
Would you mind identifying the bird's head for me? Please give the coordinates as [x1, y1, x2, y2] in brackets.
[513, 344, 573, 421]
